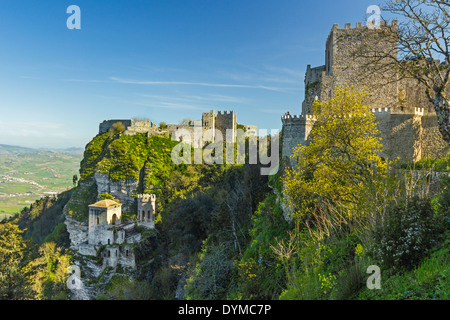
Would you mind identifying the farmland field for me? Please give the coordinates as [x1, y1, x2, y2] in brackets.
[0, 144, 83, 220]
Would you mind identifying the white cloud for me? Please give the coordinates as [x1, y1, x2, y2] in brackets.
[109, 77, 295, 92]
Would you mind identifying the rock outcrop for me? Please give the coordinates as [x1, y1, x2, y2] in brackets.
[94, 172, 138, 212]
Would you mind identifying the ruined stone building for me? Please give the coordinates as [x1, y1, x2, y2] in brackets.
[99, 109, 257, 148]
[282, 21, 450, 165]
[67, 194, 156, 270]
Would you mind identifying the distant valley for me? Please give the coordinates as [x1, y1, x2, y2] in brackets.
[0, 144, 83, 220]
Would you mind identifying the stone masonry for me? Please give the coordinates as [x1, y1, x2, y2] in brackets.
[282, 21, 450, 165]
[99, 110, 257, 149]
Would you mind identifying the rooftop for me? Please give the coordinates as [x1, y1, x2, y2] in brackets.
[88, 199, 121, 208]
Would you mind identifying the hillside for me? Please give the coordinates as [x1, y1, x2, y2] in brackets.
[0, 144, 82, 219]
[0, 120, 449, 301]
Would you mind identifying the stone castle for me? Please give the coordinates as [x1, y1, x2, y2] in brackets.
[282, 20, 450, 165]
[67, 194, 156, 270]
[99, 109, 257, 148]
[66, 109, 257, 272]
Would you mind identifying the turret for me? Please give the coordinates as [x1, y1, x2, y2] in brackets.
[137, 194, 156, 228]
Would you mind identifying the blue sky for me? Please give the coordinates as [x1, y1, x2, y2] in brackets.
[0, 0, 383, 149]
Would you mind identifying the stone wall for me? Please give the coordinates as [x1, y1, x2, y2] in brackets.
[421, 114, 450, 159]
[124, 121, 159, 136]
[99, 120, 133, 134]
[282, 20, 450, 164]
[281, 115, 315, 165]
[216, 110, 237, 142]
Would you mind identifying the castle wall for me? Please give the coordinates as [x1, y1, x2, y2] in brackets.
[88, 207, 108, 229]
[328, 22, 398, 109]
[287, 21, 450, 164]
[216, 111, 237, 142]
[239, 124, 257, 136]
[99, 120, 132, 134]
[421, 114, 450, 159]
[281, 115, 315, 165]
[125, 121, 159, 136]
[137, 194, 156, 228]
[202, 110, 216, 130]
[102, 245, 136, 269]
[386, 113, 417, 161]
[99, 110, 255, 150]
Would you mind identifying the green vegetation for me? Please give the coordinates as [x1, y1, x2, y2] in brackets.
[0, 145, 82, 217]
[401, 154, 450, 172]
[1, 89, 449, 300]
[276, 86, 450, 300]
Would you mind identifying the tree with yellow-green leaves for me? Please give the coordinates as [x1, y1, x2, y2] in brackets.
[283, 85, 389, 231]
[25, 242, 71, 300]
[0, 222, 33, 300]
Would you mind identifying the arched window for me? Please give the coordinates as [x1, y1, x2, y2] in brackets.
[97, 217, 99, 225]
[107, 239, 110, 245]
[111, 214, 117, 225]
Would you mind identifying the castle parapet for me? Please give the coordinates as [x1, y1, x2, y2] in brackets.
[371, 107, 391, 115]
[99, 119, 133, 134]
[415, 107, 424, 116]
[217, 110, 234, 115]
[331, 20, 398, 30]
[281, 114, 317, 125]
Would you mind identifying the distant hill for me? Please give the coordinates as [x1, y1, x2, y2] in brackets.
[0, 144, 83, 219]
[0, 144, 35, 155]
[0, 144, 84, 155]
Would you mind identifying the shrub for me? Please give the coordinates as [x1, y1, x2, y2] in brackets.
[371, 197, 442, 270]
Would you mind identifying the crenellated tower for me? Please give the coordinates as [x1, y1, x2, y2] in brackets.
[137, 194, 156, 228]
[282, 20, 450, 165]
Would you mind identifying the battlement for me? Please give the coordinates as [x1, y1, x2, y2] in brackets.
[281, 114, 317, 125]
[415, 107, 424, 116]
[137, 194, 156, 203]
[331, 20, 398, 31]
[132, 120, 150, 127]
[371, 107, 391, 115]
[217, 110, 235, 115]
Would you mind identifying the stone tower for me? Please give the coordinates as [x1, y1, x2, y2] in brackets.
[137, 194, 156, 228]
[216, 110, 237, 142]
[87, 199, 124, 246]
[282, 20, 450, 165]
[304, 21, 399, 115]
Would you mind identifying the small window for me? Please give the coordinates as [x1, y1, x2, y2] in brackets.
[107, 239, 110, 245]
[126, 250, 129, 256]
